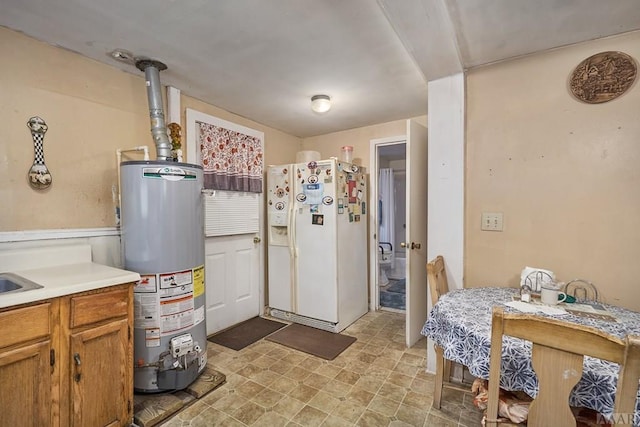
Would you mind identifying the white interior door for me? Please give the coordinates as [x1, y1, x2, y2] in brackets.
[186, 109, 264, 335]
[205, 234, 261, 333]
[406, 120, 428, 347]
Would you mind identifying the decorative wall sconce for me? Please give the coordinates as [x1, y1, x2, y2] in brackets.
[26, 116, 52, 189]
[569, 51, 637, 104]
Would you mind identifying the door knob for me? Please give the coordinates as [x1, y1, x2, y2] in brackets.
[403, 242, 421, 250]
[253, 237, 261, 243]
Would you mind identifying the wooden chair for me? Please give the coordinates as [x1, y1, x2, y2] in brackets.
[486, 306, 640, 426]
[427, 255, 449, 305]
[427, 255, 470, 409]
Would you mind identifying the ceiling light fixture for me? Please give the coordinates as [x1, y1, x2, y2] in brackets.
[311, 94, 331, 113]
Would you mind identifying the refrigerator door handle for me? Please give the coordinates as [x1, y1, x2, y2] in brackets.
[288, 178, 298, 312]
[288, 191, 296, 259]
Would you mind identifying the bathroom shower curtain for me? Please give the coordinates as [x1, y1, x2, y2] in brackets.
[379, 168, 395, 268]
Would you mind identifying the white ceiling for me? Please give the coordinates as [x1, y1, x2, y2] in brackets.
[1, 0, 639, 138]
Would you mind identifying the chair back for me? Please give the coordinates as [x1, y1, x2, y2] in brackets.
[427, 255, 449, 304]
[486, 307, 640, 427]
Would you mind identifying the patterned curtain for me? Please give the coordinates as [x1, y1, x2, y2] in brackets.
[197, 121, 263, 193]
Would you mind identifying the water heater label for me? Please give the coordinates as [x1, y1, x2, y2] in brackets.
[160, 295, 195, 335]
[145, 328, 161, 348]
[142, 167, 197, 181]
[134, 267, 203, 338]
[193, 265, 205, 298]
[134, 293, 160, 329]
[134, 275, 157, 293]
[158, 268, 197, 336]
[159, 270, 193, 291]
[194, 305, 205, 326]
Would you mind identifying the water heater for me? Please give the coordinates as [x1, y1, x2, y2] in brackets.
[120, 160, 207, 392]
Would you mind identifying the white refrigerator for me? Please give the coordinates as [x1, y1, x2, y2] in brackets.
[267, 158, 368, 332]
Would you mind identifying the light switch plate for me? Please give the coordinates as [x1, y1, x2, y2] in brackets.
[481, 212, 503, 231]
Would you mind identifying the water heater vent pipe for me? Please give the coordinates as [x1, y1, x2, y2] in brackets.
[135, 59, 172, 161]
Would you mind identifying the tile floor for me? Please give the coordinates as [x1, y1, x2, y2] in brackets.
[158, 310, 484, 426]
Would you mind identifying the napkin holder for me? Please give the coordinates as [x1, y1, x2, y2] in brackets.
[520, 267, 555, 293]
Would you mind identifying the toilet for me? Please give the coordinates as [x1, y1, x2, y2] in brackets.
[378, 242, 393, 286]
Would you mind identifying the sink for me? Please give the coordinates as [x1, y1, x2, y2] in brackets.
[0, 273, 43, 294]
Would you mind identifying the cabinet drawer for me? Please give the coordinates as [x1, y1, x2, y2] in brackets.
[70, 287, 129, 328]
[0, 303, 51, 348]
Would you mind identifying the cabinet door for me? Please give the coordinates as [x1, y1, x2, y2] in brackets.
[70, 319, 130, 427]
[0, 340, 52, 426]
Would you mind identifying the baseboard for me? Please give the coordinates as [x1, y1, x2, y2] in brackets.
[269, 309, 339, 333]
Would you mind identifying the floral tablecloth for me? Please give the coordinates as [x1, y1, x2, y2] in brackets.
[421, 287, 640, 425]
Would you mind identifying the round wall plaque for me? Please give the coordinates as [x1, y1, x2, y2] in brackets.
[569, 51, 637, 104]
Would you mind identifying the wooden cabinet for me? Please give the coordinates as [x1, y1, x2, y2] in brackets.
[0, 302, 56, 427]
[69, 318, 130, 427]
[0, 283, 133, 427]
[64, 286, 133, 427]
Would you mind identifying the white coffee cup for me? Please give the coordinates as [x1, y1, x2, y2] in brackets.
[540, 285, 567, 305]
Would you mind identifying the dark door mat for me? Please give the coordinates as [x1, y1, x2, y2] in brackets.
[381, 278, 406, 310]
[266, 323, 357, 360]
[387, 278, 406, 294]
[207, 316, 287, 351]
[380, 290, 406, 310]
[133, 366, 226, 427]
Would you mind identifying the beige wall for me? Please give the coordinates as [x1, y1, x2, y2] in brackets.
[0, 27, 300, 232]
[301, 117, 426, 170]
[0, 27, 150, 230]
[465, 31, 640, 310]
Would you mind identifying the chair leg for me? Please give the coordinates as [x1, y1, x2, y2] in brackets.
[443, 358, 452, 383]
[434, 345, 445, 409]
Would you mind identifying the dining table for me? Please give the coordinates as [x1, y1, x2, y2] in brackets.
[421, 287, 640, 425]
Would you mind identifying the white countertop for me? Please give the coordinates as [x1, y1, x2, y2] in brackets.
[0, 262, 140, 309]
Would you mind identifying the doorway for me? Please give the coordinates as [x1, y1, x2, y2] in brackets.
[369, 120, 428, 347]
[376, 143, 407, 312]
